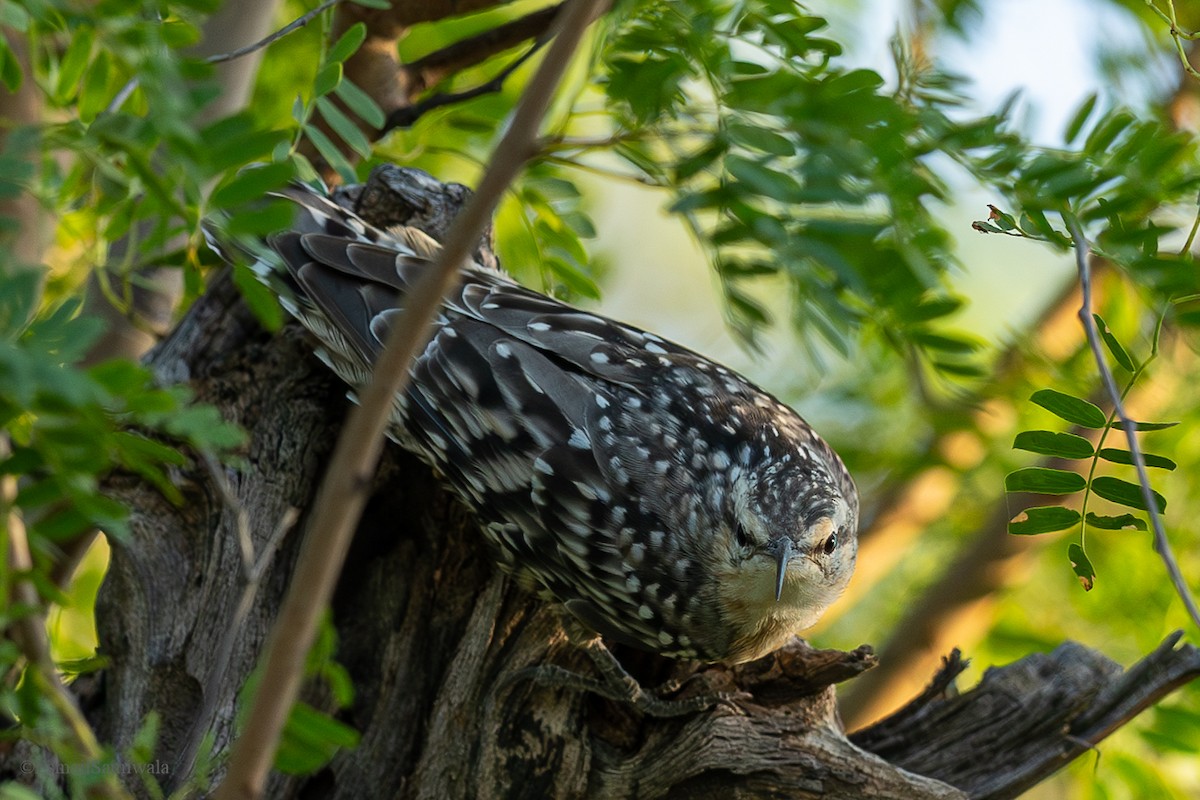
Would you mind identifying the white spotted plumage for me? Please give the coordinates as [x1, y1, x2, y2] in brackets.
[241, 175, 860, 663]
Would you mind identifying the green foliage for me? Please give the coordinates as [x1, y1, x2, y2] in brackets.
[498, 164, 600, 301]
[584, 2, 975, 357]
[3, 0, 1200, 796]
[1004, 315, 1174, 589]
[0, 270, 243, 544]
[235, 616, 360, 776]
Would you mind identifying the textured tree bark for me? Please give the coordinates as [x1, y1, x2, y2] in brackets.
[78, 169, 1200, 800]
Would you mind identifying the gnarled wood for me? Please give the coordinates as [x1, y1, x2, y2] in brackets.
[75, 168, 1199, 799]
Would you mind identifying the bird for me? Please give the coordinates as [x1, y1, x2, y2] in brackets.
[245, 170, 859, 667]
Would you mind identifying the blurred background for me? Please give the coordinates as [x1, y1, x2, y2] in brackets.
[25, 0, 1200, 796]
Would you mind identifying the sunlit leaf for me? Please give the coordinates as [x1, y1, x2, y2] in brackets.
[334, 79, 386, 129]
[314, 63, 343, 98]
[1008, 506, 1081, 535]
[1092, 314, 1135, 371]
[1067, 543, 1095, 591]
[211, 162, 296, 209]
[316, 96, 372, 158]
[55, 27, 94, 103]
[1064, 93, 1097, 145]
[1090, 476, 1166, 513]
[275, 702, 360, 775]
[326, 22, 366, 65]
[1012, 430, 1094, 459]
[1030, 389, 1107, 429]
[1096, 448, 1176, 471]
[1004, 467, 1087, 495]
[0, 38, 21, 93]
[1085, 512, 1147, 531]
[304, 125, 356, 184]
[1117, 420, 1180, 432]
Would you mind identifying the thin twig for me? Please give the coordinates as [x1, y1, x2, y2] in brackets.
[1145, 0, 1200, 80]
[404, 3, 563, 90]
[1180, 197, 1200, 256]
[106, 0, 341, 114]
[176, 453, 298, 787]
[385, 36, 552, 132]
[206, 0, 341, 65]
[1066, 216, 1200, 629]
[1, 437, 130, 799]
[211, 2, 610, 797]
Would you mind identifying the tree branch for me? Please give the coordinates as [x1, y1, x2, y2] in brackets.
[206, 0, 340, 65]
[308, 2, 569, 180]
[1066, 214, 1200, 630]
[402, 3, 563, 94]
[854, 632, 1200, 799]
[212, 2, 610, 797]
[385, 35, 551, 132]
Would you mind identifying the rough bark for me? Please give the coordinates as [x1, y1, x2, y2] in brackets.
[60, 169, 1200, 799]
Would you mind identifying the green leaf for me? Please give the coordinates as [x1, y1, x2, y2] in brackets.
[930, 358, 988, 378]
[0, 783, 46, 800]
[233, 262, 284, 332]
[911, 331, 980, 354]
[1067, 543, 1095, 591]
[304, 125, 356, 184]
[211, 162, 296, 209]
[1119, 420, 1180, 432]
[316, 97, 372, 159]
[0, 38, 21, 93]
[1092, 314, 1135, 371]
[326, 22, 366, 65]
[1012, 430, 1094, 459]
[314, 63, 343, 98]
[1030, 389, 1107, 429]
[1096, 448, 1176, 471]
[546, 256, 600, 300]
[223, 200, 295, 236]
[0, 269, 41, 335]
[725, 155, 803, 203]
[1064, 93, 1097, 145]
[900, 294, 964, 323]
[1008, 506, 1081, 535]
[726, 122, 795, 156]
[1004, 467, 1087, 495]
[334, 79, 386, 129]
[79, 49, 110, 122]
[55, 28, 93, 103]
[350, 0, 391, 7]
[275, 702, 360, 775]
[1090, 476, 1166, 513]
[986, 205, 1018, 231]
[1084, 109, 1134, 155]
[200, 115, 287, 172]
[1085, 512, 1147, 531]
[0, 3, 30, 30]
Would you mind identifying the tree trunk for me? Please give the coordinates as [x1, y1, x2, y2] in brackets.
[80, 170, 1200, 800]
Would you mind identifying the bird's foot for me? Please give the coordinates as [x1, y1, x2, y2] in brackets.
[506, 638, 731, 718]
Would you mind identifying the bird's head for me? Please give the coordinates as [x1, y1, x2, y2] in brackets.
[713, 441, 858, 661]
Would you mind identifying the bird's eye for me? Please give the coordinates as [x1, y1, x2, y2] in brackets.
[822, 532, 839, 555]
[734, 522, 752, 549]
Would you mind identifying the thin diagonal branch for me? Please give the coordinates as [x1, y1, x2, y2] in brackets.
[1067, 215, 1200, 630]
[385, 36, 551, 132]
[403, 3, 563, 92]
[211, 1, 610, 797]
[206, 0, 340, 64]
[106, 0, 333, 114]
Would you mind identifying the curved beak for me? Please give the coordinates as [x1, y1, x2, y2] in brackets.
[768, 537, 793, 602]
